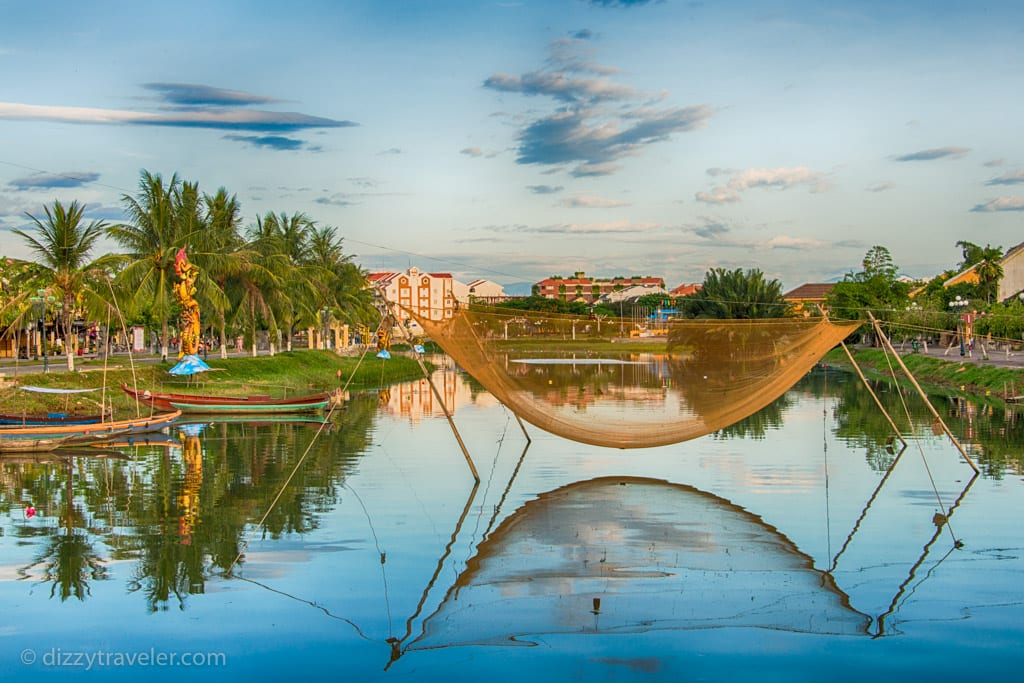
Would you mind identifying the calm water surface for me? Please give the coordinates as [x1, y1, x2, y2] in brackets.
[1, 358, 1022, 681]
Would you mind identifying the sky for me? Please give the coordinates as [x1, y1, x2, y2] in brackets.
[1, 0, 1022, 293]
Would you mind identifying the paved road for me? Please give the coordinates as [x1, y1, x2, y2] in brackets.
[0, 350, 252, 377]
[889, 341, 1024, 370]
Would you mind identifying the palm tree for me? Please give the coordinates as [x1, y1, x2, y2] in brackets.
[13, 200, 114, 371]
[197, 188, 248, 358]
[107, 170, 190, 361]
[681, 268, 790, 319]
[229, 214, 295, 356]
[975, 245, 1004, 303]
[305, 225, 376, 347]
[261, 212, 316, 352]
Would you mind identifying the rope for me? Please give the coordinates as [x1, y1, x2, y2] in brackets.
[227, 339, 376, 575]
[877, 337, 959, 545]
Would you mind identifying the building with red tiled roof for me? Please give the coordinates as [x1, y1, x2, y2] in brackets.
[533, 272, 665, 304]
[670, 283, 701, 297]
[783, 283, 835, 315]
[369, 267, 456, 329]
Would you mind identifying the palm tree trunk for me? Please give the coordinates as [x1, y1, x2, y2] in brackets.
[160, 318, 169, 361]
[63, 311, 75, 372]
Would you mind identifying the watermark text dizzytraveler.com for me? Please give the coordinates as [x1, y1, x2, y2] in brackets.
[20, 647, 227, 670]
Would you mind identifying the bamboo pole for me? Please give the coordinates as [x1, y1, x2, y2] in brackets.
[840, 341, 906, 447]
[385, 300, 480, 483]
[867, 312, 979, 473]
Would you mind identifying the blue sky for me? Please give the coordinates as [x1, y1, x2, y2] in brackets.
[1, 0, 1022, 292]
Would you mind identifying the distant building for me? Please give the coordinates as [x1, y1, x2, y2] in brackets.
[913, 240, 1024, 303]
[369, 267, 456, 330]
[784, 283, 835, 315]
[533, 272, 665, 304]
[597, 284, 668, 305]
[998, 242, 1024, 302]
[452, 278, 506, 304]
[669, 283, 702, 297]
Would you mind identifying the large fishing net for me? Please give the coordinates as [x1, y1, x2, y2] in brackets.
[408, 477, 870, 650]
[405, 304, 859, 448]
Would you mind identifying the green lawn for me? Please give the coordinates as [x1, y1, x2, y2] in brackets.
[0, 350, 430, 418]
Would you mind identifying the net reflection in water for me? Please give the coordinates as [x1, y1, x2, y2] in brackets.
[410, 477, 871, 651]
[410, 306, 859, 447]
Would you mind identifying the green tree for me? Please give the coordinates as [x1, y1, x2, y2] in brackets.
[108, 170, 191, 361]
[975, 245, 1004, 303]
[680, 267, 789, 319]
[827, 246, 910, 324]
[13, 199, 114, 371]
[198, 187, 248, 358]
[306, 225, 376, 339]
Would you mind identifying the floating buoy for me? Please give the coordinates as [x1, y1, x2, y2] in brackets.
[25, 505, 36, 519]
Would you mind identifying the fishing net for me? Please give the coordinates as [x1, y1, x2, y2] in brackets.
[405, 304, 859, 448]
[409, 477, 870, 650]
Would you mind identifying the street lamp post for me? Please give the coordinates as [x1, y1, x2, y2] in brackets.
[949, 295, 970, 356]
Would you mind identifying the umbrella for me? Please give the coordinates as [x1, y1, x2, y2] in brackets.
[168, 354, 212, 376]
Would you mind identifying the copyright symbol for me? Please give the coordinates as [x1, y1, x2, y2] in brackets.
[20, 648, 36, 665]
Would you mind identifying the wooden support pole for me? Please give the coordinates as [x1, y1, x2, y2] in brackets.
[867, 312, 979, 473]
[516, 411, 532, 444]
[841, 341, 906, 447]
[385, 300, 480, 483]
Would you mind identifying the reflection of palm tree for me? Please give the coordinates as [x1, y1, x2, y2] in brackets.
[21, 464, 108, 601]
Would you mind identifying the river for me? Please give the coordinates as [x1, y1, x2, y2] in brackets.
[1, 358, 1022, 681]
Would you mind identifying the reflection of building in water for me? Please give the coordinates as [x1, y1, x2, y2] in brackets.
[378, 367, 500, 423]
[177, 434, 203, 545]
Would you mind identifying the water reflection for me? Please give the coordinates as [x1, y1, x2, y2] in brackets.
[0, 365, 1021, 679]
[2, 393, 380, 612]
[406, 476, 871, 655]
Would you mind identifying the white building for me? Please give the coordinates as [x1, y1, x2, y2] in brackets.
[596, 284, 668, 304]
[370, 267, 456, 331]
[452, 278, 506, 304]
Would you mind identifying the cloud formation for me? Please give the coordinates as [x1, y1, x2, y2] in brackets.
[8, 171, 100, 189]
[485, 38, 713, 177]
[587, 0, 657, 6]
[688, 217, 730, 239]
[695, 166, 829, 204]
[502, 221, 658, 235]
[985, 170, 1024, 186]
[0, 82, 355, 152]
[144, 83, 280, 107]
[971, 196, 1024, 212]
[224, 134, 305, 151]
[558, 195, 630, 208]
[892, 146, 970, 162]
[527, 184, 564, 194]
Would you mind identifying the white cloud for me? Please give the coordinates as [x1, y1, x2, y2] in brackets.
[696, 166, 828, 204]
[971, 196, 1024, 212]
[557, 195, 630, 208]
[759, 235, 830, 250]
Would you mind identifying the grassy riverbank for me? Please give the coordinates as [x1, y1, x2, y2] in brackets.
[824, 347, 1024, 400]
[0, 350, 430, 418]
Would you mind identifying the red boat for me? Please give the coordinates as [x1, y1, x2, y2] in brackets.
[121, 383, 330, 414]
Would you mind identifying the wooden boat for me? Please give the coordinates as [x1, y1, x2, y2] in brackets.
[122, 383, 329, 415]
[167, 396, 329, 415]
[0, 412, 104, 426]
[0, 410, 181, 445]
[0, 435, 76, 453]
